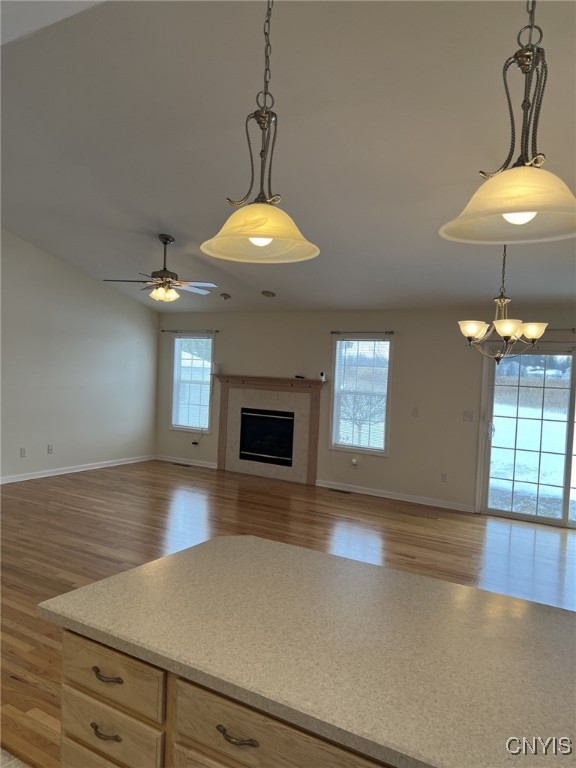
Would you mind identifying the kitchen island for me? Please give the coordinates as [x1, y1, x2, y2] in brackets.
[38, 535, 575, 768]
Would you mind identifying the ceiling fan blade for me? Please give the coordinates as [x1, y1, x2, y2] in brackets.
[139, 272, 152, 278]
[181, 281, 218, 288]
[103, 279, 153, 283]
[178, 285, 212, 296]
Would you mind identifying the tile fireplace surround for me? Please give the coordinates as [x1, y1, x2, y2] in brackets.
[215, 375, 324, 484]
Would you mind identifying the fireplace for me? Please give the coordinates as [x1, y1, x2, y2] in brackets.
[240, 407, 295, 467]
[215, 375, 324, 484]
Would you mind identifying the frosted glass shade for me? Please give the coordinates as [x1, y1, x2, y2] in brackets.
[200, 203, 319, 263]
[439, 166, 576, 244]
[493, 318, 523, 338]
[149, 286, 166, 301]
[458, 321, 490, 340]
[520, 322, 548, 340]
[150, 286, 179, 302]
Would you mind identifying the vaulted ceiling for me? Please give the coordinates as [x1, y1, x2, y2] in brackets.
[2, 1, 575, 312]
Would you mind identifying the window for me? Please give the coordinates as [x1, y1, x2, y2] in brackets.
[171, 335, 214, 430]
[331, 336, 391, 453]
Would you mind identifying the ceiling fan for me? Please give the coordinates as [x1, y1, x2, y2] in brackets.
[104, 234, 217, 302]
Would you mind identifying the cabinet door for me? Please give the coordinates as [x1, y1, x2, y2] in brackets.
[174, 743, 235, 768]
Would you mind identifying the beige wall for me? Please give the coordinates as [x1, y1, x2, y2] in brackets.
[157, 304, 574, 511]
[1, 230, 159, 480]
[3, 228, 572, 513]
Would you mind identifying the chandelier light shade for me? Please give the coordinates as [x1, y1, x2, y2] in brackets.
[200, 0, 319, 264]
[440, 166, 576, 244]
[458, 245, 548, 363]
[201, 203, 319, 263]
[440, 1, 576, 245]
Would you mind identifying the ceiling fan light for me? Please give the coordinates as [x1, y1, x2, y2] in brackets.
[163, 288, 179, 302]
[439, 167, 576, 244]
[200, 203, 319, 264]
[149, 286, 166, 301]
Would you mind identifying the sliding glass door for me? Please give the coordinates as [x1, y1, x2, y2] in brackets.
[482, 351, 575, 527]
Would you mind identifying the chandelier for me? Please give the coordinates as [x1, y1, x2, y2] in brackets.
[200, 1, 319, 263]
[440, 1, 576, 244]
[458, 245, 547, 363]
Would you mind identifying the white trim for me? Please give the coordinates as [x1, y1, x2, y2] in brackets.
[315, 478, 474, 513]
[329, 335, 392, 457]
[475, 354, 495, 513]
[154, 454, 218, 470]
[0, 455, 155, 485]
[170, 335, 215, 433]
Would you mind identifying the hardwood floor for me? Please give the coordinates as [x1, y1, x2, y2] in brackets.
[1, 460, 575, 767]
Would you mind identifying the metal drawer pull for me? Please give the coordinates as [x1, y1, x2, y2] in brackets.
[90, 722, 122, 742]
[216, 724, 259, 748]
[92, 665, 124, 685]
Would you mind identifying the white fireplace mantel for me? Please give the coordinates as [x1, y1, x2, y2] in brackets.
[215, 375, 324, 485]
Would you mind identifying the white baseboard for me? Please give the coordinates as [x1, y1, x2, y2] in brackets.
[0, 455, 156, 485]
[315, 478, 475, 514]
[154, 455, 218, 470]
[1, 457, 472, 513]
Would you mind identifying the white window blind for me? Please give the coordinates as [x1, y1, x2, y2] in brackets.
[171, 335, 214, 430]
[332, 337, 391, 452]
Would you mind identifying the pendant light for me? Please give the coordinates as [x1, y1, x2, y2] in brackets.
[440, 1, 576, 244]
[458, 245, 547, 363]
[200, 1, 319, 264]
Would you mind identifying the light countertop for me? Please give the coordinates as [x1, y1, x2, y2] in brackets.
[38, 535, 576, 768]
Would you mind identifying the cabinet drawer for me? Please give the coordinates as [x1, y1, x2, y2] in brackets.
[175, 680, 390, 768]
[174, 743, 232, 768]
[63, 631, 165, 722]
[62, 684, 164, 768]
[61, 735, 125, 768]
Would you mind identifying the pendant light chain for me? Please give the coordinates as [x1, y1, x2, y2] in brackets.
[499, 244, 507, 296]
[261, 0, 274, 110]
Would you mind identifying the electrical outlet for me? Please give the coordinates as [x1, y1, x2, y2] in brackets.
[47, 444, 54, 454]
[440, 472, 448, 483]
[463, 410, 474, 422]
[411, 406, 419, 417]
[20, 447, 27, 458]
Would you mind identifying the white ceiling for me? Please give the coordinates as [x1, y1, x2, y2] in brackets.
[2, 0, 575, 313]
[0, 1, 103, 45]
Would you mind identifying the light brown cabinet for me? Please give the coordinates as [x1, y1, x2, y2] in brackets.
[61, 631, 393, 768]
[61, 632, 166, 768]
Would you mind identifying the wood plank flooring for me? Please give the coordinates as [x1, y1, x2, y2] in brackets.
[1, 460, 575, 767]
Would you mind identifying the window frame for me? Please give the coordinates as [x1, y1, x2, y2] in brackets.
[170, 333, 215, 434]
[329, 334, 392, 457]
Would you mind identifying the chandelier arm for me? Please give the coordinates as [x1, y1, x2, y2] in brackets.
[529, 58, 547, 162]
[256, 120, 269, 200]
[469, 341, 508, 360]
[266, 114, 279, 202]
[480, 57, 517, 179]
[226, 114, 257, 207]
